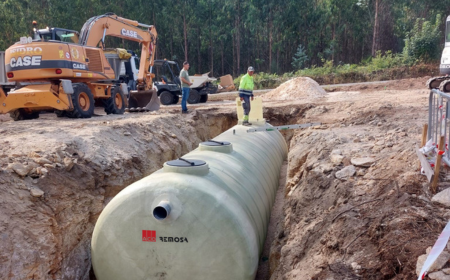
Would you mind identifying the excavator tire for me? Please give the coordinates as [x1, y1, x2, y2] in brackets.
[9, 109, 39, 121]
[159, 91, 174, 106]
[440, 80, 450, 93]
[187, 89, 201, 104]
[66, 83, 95, 118]
[172, 95, 180, 104]
[104, 86, 126, 114]
[199, 94, 208, 103]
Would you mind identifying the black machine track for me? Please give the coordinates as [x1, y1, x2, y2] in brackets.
[427, 76, 450, 91]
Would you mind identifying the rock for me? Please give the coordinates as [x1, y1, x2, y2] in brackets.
[416, 254, 427, 276]
[40, 168, 48, 176]
[342, 157, 352, 166]
[331, 149, 342, 155]
[417, 251, 450, 276]
[432, 188, 450, 207]
[419, 195, 431, 203]
[351, 157, 376, 167]
[28, 168, 39, 178]
[428, 271, 450, 280]
[63, 157, 75, 171]
[335, 165, 356, 180]
[331, 154, 344, 166]
[124, 132, 131, 136]
[351, 262, 361, 271]
[30, 187, 44, 198]
[33, 158, 53, 165]
[28, 151, 40, 158]
[375, 140, 385, 146]
[9, 162, 32, 177]
[314, 163, 334, 174]
[356, 169, 365, 176]
[368, 135, 375, 141]
[443, 268, 450, 275]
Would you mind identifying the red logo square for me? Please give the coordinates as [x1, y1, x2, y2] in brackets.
[142, 230, 156, 242]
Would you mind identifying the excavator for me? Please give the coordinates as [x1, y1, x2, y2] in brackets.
[0, 13, 159, 120]
[427, 15, 450, 92]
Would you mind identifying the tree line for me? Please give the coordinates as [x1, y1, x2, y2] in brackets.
[1, 0, 449, 77]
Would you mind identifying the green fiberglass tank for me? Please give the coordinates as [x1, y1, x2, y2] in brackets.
[91, 124, 288, 280]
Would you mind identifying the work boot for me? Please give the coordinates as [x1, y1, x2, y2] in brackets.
[242, 121, 252, 126]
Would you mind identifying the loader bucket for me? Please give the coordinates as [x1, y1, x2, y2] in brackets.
[128, 89, 160, 112]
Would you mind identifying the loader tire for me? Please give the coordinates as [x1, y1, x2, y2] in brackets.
[66, 83, 94, 118]
[159, 91, 174, 106]
[10, 109, 39, 121]
[172, 95, 180, 104]
[187, 89, 200, 104]
[199, 94, 208, 103]
[104, 86, 126, 114]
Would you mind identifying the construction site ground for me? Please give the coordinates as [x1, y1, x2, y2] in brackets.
[0, 76, 446, 279]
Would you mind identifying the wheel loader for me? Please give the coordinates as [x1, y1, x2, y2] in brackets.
[151, 59, 217, 105]
[0, 13, 159, 121]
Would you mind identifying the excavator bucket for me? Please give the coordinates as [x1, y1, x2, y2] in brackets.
[128, 90, 160, 112]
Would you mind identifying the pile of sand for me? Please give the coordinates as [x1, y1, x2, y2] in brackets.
[263, 77, 327, 101]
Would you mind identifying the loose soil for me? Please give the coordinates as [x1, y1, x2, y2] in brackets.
[0, 76, 446, 280]
[263, 77, 327, 101]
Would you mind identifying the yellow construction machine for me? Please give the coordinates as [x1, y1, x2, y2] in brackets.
[0, 13, 158, 120]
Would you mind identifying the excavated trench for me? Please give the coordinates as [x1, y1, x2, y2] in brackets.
[0, 104, 308, 280]
[1, 93, 441, 280]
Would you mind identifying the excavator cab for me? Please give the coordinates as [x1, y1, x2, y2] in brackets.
[34, 28, 79, 43]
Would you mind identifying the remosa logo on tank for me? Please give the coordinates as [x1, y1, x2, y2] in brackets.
[142, 230, 188, 243]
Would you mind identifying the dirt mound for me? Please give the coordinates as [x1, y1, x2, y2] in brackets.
[263, 77, 327, 101]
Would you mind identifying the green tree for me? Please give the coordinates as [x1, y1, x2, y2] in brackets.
[291, 44, 309, 70]
[403, 14, 442, 62]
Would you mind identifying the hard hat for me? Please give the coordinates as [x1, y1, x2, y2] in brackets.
[248, 66, 255, 72]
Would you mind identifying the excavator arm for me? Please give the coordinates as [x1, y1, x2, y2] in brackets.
[79, 13, 157, 91]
